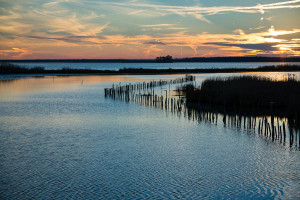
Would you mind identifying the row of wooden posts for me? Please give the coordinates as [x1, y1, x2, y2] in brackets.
[104, 75, 195, 101]
[104, 76, 299, 149]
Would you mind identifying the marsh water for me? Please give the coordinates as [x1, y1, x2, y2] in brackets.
[0, 66, 300, 199]
[10, 61, 300, 70]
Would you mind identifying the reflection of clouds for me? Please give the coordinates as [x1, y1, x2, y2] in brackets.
[0, 75, 149, 95]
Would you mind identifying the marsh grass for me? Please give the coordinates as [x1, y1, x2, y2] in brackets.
[185, 75, 300, 125]
[0, 63, 45, 74]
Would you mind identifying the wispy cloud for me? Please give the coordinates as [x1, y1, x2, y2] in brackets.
[140, 23, 187, 32]
[205, 42, 278, 52]
[0, 48, 31, 59]
[140, 24, 175, 27]
[1, 0, 299, 58]
[0, 0, 109, 37]
[105, 0, 300, 22]
[1, 25, 299, 58]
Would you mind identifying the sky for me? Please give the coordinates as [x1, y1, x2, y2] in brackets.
[0, 0, 300, 59]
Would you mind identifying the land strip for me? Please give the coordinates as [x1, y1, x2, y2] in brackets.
[1, 63, 300, 75]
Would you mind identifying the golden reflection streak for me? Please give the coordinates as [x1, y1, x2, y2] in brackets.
[0, 75, 151, 95]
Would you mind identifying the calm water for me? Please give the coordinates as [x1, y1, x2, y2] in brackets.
[10, 62, 300, 70]
[0, 72, 299, 199]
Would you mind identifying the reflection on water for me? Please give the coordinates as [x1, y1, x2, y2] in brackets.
[2, 72, 299, 95]
[104, 77, 300, 150]
[10, 61, 300, 70]
[0, 75, 156, 96]
[1, 73, 300, 199]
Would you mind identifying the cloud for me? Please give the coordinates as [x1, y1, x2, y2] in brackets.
[144, 45, 163, 57]
[140, 24, 187, 32]
[0, 0, 110, 37]
[191, 14, 211, 24]
[140, 24, 175, 27]
[105, 0, 300, 22]
[233, 29, 245, 35]
[35, 12, 110, 36]
[257, 4, 265, 14]
[0, 48, 31, 59]
[144, 41, 165, 45]
[205, 42, 278, 52]
[0, 0, 299, 59]
[2, 25, 298, 58]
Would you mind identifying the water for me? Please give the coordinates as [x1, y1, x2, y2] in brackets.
[9, 62, 299, 70]
[0, 72, 299, 199]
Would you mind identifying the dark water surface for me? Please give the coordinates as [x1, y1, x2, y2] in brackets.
[0, 73, 299, 199]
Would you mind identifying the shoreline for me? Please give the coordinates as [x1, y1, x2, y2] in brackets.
[1, 70, 300, 80]
[1, 63, 300, 80]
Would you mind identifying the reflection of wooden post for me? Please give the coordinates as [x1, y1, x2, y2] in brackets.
[268, 123, 272, 137]
[270, 102, 275, 140]
[264, 118, 267, 136]
[249, 117, 251, 129]
[283, 122, 286, 143]
[289, 126, 294, 147]
[277, 118, 280, 140]
[279, 126, 282, 142]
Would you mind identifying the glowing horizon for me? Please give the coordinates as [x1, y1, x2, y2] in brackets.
[0, 0, 299, 59]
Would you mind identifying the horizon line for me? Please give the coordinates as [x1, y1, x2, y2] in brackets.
[1, 56, 300, 61]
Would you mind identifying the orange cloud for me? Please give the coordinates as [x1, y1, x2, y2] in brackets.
[0, 48, 32, 59]
[1, 25, 299, 59]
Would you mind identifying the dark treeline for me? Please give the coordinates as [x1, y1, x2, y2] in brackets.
[174, 56, 300, 62]
[0, 63, 113, 74]
[155, 55, 173, 63]
[1, 56, 300, 63]
[1, 62, 300, 75]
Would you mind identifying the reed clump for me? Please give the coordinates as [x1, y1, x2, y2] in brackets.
[186, 75, 300, 118]
[0, 63, 45, 74]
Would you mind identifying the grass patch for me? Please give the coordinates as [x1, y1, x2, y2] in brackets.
[185, 75, 300, 119]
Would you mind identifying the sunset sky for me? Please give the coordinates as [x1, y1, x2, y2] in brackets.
[0, 0, 300, 59]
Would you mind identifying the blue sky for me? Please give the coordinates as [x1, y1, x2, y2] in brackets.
[0, 0, 299, 59]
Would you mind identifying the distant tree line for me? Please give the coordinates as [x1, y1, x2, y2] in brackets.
[155, 55, 173, 63]
[1, 56, 299, 63]
[174, 56, 300, 62]
[1, 62, 299, 75]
